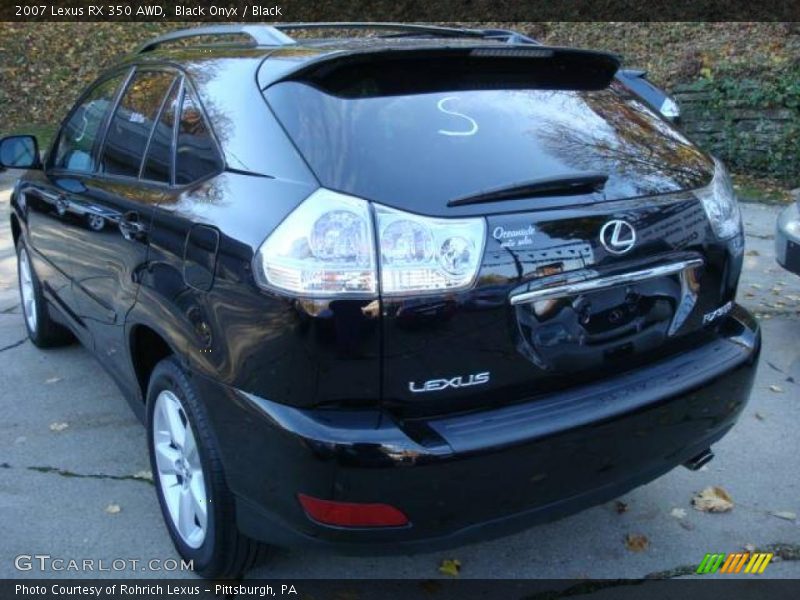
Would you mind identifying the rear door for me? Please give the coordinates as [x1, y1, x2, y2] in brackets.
[24, 71, 128, 323]
[68, 68, 179, 376]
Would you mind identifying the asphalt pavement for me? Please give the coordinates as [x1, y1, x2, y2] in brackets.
[1, 169, 798, 580]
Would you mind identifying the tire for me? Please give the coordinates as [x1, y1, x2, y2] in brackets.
[86, 214, 105, 231]
[17, 241, 73, 348]
[146, 357, 265, 578]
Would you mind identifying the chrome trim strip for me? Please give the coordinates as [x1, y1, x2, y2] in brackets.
[38, 190, 60, 202]
[509, 258, 704, 306]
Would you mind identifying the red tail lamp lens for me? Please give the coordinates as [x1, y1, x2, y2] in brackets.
[297, 493, 409, 527]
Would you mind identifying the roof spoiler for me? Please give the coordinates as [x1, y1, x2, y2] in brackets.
[272, 46, 622, 95]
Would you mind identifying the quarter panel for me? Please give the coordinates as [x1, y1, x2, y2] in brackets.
[138, 172, 382, 408]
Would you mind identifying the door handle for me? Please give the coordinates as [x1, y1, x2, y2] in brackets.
[118, 211, 148, 241]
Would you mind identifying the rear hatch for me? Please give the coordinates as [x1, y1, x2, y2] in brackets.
[263, 46, 739, 418]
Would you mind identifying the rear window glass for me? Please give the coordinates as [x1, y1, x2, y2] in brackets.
[265, 81, 711, 207]
[101, 70, 177, 178]
[175, 90, 222, 185]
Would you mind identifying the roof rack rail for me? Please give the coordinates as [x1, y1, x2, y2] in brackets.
[273, 22, 487, 39]
[276, 23, 545, 45]
[134, 25, 295, 54]
[133, 23, 541, 55]
[479, 29, 540, 45]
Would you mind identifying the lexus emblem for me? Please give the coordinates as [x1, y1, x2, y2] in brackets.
[599, 220, 636, 255]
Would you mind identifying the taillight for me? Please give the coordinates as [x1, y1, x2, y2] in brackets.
[254, 188, 485, 297]
[254, 189, 376, 296]
[297, 493, 409, 527]
[375, 204, 485, 295]
[696, 158, 742, 240]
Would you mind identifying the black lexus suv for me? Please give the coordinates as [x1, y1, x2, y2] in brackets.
[2, 24, 759, 578]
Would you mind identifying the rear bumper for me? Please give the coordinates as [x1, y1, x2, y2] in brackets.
[194, 305, 760, 552]
[776, 203, 800, 275]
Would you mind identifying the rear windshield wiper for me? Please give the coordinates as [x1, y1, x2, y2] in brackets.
[447, 172, 608, 207]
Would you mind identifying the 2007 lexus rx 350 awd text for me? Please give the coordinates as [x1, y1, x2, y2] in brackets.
[1, 24, 760, 578]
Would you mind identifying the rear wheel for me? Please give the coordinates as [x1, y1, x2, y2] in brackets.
[146, 357, 265, 578]
[17, 242, 73, 347]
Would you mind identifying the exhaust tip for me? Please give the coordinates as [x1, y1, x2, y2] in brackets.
[684, 448, 714, 471]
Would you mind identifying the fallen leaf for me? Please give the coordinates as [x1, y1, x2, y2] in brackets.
[132, 470, 153, 481]
[625, 533, 649, 552]
[744, 292, 756, 298]
[49, 422, 68, 432]
[692, 486, 734, 513]
[745, 250, 760, 256]
[769, 385, 784, 393]
[670, 507, 687, 519]
[770, 511, 797, 521]
[105, 503, 121, 515]
[45, 377, 62, 384]
[755, 412, 766, 421]
[615, 500, 629, 514]
[438, 558, 461, 577]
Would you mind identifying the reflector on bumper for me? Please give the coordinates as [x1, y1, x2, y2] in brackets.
[297, 494, 409, 528]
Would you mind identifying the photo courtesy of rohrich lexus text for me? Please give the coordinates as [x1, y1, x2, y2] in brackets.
[0, 5, 798, 597]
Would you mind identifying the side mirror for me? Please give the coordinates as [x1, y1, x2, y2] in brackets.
[0, 135, 42, 169]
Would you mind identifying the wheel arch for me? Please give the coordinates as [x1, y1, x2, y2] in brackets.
[10, 213, 21, 248]
[129, 323, 177, 403]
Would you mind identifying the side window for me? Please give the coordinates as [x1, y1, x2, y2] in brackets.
[142, 80, 180, 184]
[175, 89, 223, 185]
[100, 70, 176, 178]
[53, 74, 126, 172]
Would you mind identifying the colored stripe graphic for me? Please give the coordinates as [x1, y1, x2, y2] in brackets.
[698, 552, 773, 575]
[744, 553, 774, 574]
[697, 553, 726, 574]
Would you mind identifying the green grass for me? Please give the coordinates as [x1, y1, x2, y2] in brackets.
[0, 124, 57, 152]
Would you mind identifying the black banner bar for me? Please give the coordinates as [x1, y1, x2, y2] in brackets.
[0, 0, 799, 22]
[4, 579, 800, 600]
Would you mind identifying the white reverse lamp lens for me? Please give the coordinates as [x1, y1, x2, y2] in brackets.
[376, 204, 485, 295]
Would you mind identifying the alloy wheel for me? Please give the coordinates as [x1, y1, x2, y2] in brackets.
[19, 248, 37, 334]
[153, 389, 208, 548]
